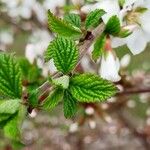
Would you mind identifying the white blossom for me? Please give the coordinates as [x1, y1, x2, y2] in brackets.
[99, 51, 121, 82]
[112, 0, 150, 54]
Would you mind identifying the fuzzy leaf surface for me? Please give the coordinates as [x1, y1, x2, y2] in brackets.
[64, 13, 81, 28]
[92, 33, 106, 61]
[85, 9, 105, 29]
[0, 53, 22, 98]
[69, 74, 117, 102]
[63, 90, 77, 118]
[50, 36, 79, 74]
[48, 10, 82, 39]
[0, 99, 20, 114]
[42, 88, 64, 111]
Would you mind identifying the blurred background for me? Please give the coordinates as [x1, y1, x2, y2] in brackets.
[0, 0, 150, 150]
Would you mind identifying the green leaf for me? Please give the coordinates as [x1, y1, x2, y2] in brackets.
[85, 9, 106, 29]
[53, 75, 70, 89]
[44, 42, 54, 62]
[92, 33, 106, 61]
[50, 36, 79, 74]
[0, 53, 22, 98]
[64, 13, 81, 28]
[42, 88, 64, 111]
[4, 114, 20, 141]
[69, 73, 117, 102]
[3, 105, 26, 141]
[63, 90, 77, 118]
[48, 10, 82, 39]
[0, 114, 11, 122]
[18, 57, 30, 77]
[0, 99, 20, 114]
[105, 15, 121, 36]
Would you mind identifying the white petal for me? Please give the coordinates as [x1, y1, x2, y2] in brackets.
[120, 54, 131, 68]
[140, 11, 150, 36]
[25, 44, 36, 64]
[111, 37, 126, 48]
[125, 28, 147, 55]
[99, 52, 121, 82]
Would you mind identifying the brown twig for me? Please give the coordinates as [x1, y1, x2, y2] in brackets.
[117, 88, 150, 96]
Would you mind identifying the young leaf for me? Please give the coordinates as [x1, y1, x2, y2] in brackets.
[105, 15, 121, 36]
[48, 10, 82, 39]
[42, 88, 64, 111]
[63, 90, 77, 118]
[0, 53, 22, 98]
[69, 74, 117, 102]
[118, 29, 132, 38]
[92, 33, 106, 61]
[85, 9, 106, 29]
[50, 36, 79, 74]
[64, 13, 81, 28]
[0, 99, 20, 114]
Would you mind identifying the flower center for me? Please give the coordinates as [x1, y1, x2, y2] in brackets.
[124, 7, 147, 26]
[125, 11, 141, 25]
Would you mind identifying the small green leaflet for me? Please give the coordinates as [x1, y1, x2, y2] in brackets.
[69, 73, 117, 102]
[64, 13, 81, 28]
[105, 15, 121, 36]
[63, 90, 77, 118]
[47, 36, 79, 74]
[0, 53, 22, 99]
[119, 0, 125, 7]
[0, 99, 20, 114]
[118, 28, 132, 38]
[42, 88, 64, 111]
[48, 10, 82, 39]
[85, 9, 106, 29]
[92, 33, 106, 61]
[135, 7, 148, 13]
[52, 75, 70, 89]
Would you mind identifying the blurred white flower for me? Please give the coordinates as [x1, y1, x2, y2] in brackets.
[99, 51, 121, 82]
[89, 120, 96, 129]
[69, 123, 79, 133]
[25, 44, 36, 64]
[43, 0, 65, 13]
[85, 107, 95, 115]
[71, 0, 84, 6]
[0, 30, 14, 45]
[120, 54, 131, 68]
